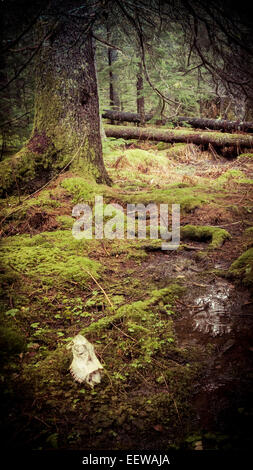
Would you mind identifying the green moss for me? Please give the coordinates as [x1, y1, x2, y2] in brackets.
[78, 284, 184, 366]
[0, 129, 108, 196]
[27, 346, 72, 386]
[26, 281, 184, 382]
[0, 230, 102, 288]
[240, 177, 253, 184]
[126, 249, 148, 260]
[104, 147, 170, 178]
[229, 248, 253, 287]
[0, 189, 63, 232]
[0, 134, 28, 153]
[215, 169, 253, 186]
[27, 190, 61, 208]
[181, 224, 231, 249]
[166, 143, 188, 157]
[124, 186, 209, 213]
[0, 156, 16, 196]
[125, 148, 168, 166]
[156, 141, 171, 151]
[56, 215, 74, 229]
[244, 227, 253, 236]
[13, 248, 202, 451]
[0, 141, 59, 196]
[0, 325, 27, 358]
[150, 284, 185, 305]
[61, 177, 111, 203]
[81, 308, 127, 335]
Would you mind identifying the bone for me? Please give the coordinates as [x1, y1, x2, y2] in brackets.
[67, 335, 103, 387]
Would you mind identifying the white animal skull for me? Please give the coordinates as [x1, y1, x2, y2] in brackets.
[67, 335, 103, 387]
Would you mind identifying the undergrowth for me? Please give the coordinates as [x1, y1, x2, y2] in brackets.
[0, 136, 252, 451]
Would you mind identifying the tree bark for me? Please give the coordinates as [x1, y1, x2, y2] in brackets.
[136, 61, 145, 126]
[107, 23, 120, 122]
[173, 116, 253, 133]
[102, 110, 253, 132]
[31, 17, 109, 182]
[0, 6, 110, 195]
[104, 124, 253, 152]
[102, 110, 153, 123]
[108, 47, 120, 112]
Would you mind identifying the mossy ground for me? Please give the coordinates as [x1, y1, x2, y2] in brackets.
[0, 136, 253, 451]
[228, 247, 253, 286]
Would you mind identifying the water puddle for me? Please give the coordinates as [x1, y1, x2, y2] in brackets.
[174, 272, 253, 436]
[191, 282, 234, 336]
[174, 274, 251, 345]
[143, 253, 251, 340]
[141, 250, 253, 440]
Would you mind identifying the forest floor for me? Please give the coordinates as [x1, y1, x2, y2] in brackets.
[0, 136, 253, 452]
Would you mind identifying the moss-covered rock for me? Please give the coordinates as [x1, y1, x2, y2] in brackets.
[228, 248, 253, 287]
[181, 224, 231, 249]
[124, 186, 210, 213]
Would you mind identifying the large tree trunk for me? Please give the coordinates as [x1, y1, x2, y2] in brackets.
[32, 17, 109, 182]
[0, 8, 110, 195]
[102, 110, 253, 132]
[105, 124, 253, 153]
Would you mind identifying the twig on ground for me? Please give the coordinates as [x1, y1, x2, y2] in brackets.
[81, 268, 114, 308]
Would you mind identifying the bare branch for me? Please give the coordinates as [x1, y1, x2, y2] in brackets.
[116, 0, 180, 106]
[0, 26, 58, 92]
[0, 111, 31, 129]
[2, 4, 48, 53]
[92, 33, 123, 52]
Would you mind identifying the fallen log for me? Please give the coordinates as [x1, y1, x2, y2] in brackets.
[174, 116, 253, 133]
[104, 124, 253, 152]
[102, 109, 153, 123]
[102, 109, 253, 133]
